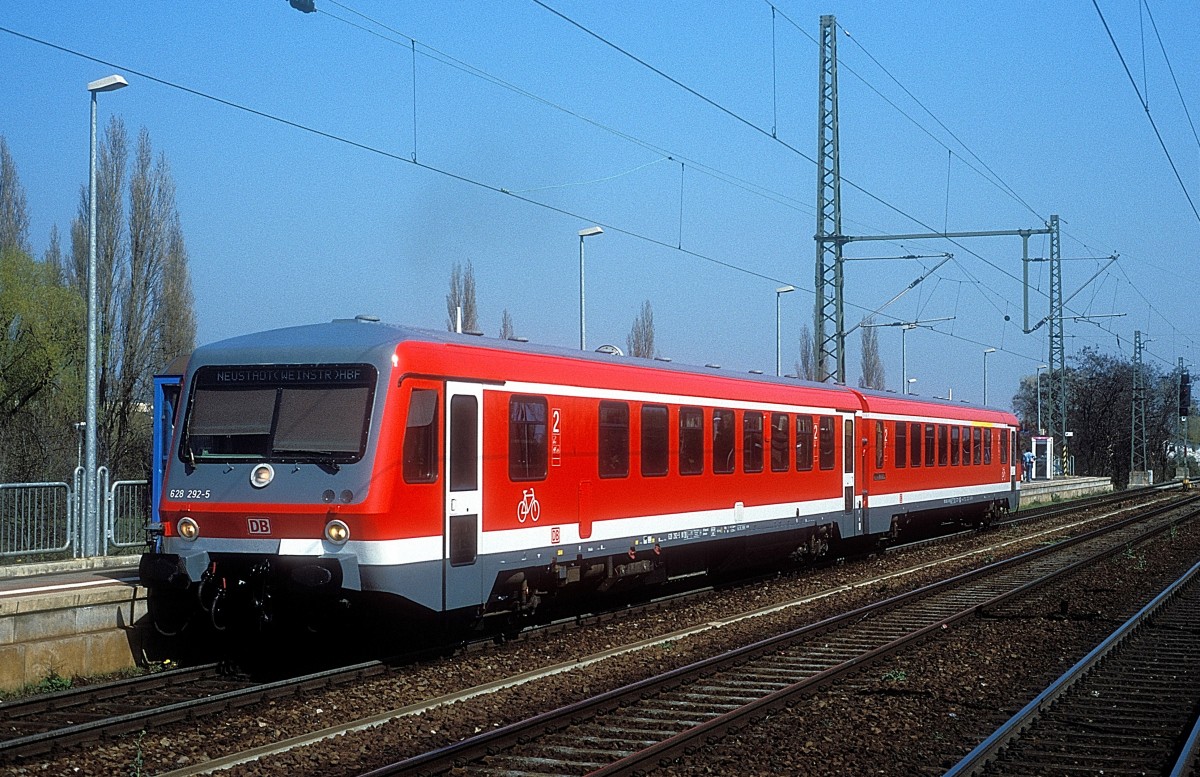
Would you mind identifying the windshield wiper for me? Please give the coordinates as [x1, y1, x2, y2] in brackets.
[276, 450, 343, 474]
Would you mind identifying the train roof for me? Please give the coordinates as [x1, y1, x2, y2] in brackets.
[188, 316, 855, 391]
[186, 317, 1016, 424]
[853, 386, 1017, 424]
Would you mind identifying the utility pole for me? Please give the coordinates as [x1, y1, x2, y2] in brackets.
[1130, 331, 1148, 483]
[1179, 358, 1191, 479]
[1046, 214, 1066, 476]
[814, 14, 843, 384]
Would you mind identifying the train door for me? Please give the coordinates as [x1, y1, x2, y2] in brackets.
[843, 415, 863, 535]
[443, 382, 484, 611]
[1009, 428, 1017, 492]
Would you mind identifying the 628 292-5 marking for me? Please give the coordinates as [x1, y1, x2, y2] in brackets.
[168, 489, 211, 500]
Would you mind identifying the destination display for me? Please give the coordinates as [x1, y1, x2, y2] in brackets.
[196, 364, 375, 387]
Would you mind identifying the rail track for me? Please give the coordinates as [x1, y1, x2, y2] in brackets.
[0, 485, 1175, 766]
[363, 495, 1200, 776]
[0, 660, 388, 761]
[946, 556, 1200, 777]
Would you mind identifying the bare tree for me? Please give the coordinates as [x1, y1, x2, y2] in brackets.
[858, 318, 886, 390]
[70, 115, 127, 414]
[445, 260, 480, 333]
[0, 136, 30, 256]
[795, 324, 816, 380]
[499, 309, 515, 340]
[67, 118, 195, 478]
[626, 300, 656, 358]
[155, 218, 196, 370]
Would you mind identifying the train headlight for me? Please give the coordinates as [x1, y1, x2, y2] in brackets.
[250, 463, 275, 489]
[324, 519, 350, 545]
[177, 516, 199, 541]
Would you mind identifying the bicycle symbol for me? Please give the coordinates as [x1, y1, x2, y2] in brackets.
[516, 488, 541, 523]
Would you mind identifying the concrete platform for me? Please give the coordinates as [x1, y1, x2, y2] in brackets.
[0, 561, 148, 692]
[1018, 475, 1113, 505]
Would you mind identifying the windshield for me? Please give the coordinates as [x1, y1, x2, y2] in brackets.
[179, 364, 377, 464]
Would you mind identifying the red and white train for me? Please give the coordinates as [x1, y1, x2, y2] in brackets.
[140, 317, 1020, 632]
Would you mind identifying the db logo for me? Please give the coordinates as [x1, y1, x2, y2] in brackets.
[247, 517, 272, 535]
[550, 527, 561, 545]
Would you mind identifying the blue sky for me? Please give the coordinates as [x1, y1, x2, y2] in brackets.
[2, 1, 1197, 411]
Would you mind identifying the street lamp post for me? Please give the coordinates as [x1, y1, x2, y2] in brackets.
[861, 317, 953, 395]
[775, 285, 794, 376]
[982, 347, 997, 405]
[578, 226, 603, 351]
[1036, 364, 1048, 434]
[901, 324, 917, 393]
[85, 74, 128, 558]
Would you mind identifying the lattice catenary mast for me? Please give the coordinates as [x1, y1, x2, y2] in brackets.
[814, 14, 844, 384]
[1130, 330, 1148, 478]
[813, 15, 1070, 472]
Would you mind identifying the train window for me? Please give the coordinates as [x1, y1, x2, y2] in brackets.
[599, 401, 630, 478]
[743, 412, 764, 473]
[910, 423, 922, 468]
[403, 389, 439, 484]
[924, 424, 935, 467]
[950, 425, 961, 465]
[1000, 427, 1009, 464]
[818, 416, 835, 471]
[844, 418, 854, 473]
[973, 427, 983, 465]
[182, 363, 377, 465]
[983, 428, 993, 465]
[895, 421, 907, 468]
[713, 409, 735, 474]
[448, 395, 477, 492]
[771, 413, 790, 472]
[795, 416, 814, 471]
[875, 420, 885, 470]
[276, 387, 373, 456]
[679, 407, 704, 475]
[509, 396, 548, 481]
[962, 426, 971, 465]
[640, 405, 669, 477]
[938, 425, 949, 466]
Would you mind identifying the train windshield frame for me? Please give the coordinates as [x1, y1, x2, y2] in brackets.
[179, 363, 377, 465]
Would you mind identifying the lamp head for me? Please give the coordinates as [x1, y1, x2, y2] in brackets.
[87, 75, 128, 93]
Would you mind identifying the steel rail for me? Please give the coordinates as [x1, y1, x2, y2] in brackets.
[946, 557, 1200, 777]
[362, 496, 1199, 776]
[0, 660, 387, 761]
[0, 663, 231, 722]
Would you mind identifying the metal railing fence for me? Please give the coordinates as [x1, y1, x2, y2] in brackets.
[0, 481, 74, 558]
[107, 478, 150, 550]
[0, 470, 149, 562]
